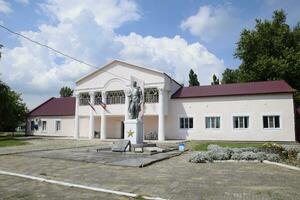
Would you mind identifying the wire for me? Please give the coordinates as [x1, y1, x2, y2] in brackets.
[0, 24, 131, 81]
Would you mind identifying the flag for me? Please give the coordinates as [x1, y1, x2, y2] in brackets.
[88, 101, 96, 113]
[99, 102, 107, 111]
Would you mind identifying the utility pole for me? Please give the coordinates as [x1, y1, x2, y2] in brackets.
[0, 44, 3, 59]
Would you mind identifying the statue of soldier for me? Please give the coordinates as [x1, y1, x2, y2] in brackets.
[128, 81, 143, 119]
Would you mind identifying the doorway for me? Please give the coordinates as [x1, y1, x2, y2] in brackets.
[121, 121, 124, 139]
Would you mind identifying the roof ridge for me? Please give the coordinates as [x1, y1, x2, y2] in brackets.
[29, 97, 55, 114]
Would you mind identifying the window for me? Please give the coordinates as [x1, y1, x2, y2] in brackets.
[79, 93, 90, 105]
[263, 116, 280, 128]
[144, 88, 159, 103]
[30, 121, 35, 131]
[94, 92, 102, 105]
[179, 117, 193, 129]
[56, 121, 61, 131]
[42, 121, 47, 131]
[106, 90, 125, 104]
[205, 117, 220, 129]
[233, 116, 249, 128]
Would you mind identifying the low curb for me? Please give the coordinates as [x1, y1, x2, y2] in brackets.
[263, 160, 300, 171]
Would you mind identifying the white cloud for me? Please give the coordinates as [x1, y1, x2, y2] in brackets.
[0, 0, 12, 14]
[116, 33, 225, 84]
[0, 0, 138, 109]
[41, 0, 140, 30]
[180, 5, 239, 41]
[0, 0, 225, 110]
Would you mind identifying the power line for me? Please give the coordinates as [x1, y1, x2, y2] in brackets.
[0, 24, 97, 69]
[0, 24, 131, 81]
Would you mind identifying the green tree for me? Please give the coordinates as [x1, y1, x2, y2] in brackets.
[188, 69, 200, 86]
[221, 68, 240, 84]
[60, 86, 73, 97]
[233, 9, 300, 104]
[211, 74, 220, 85]
[0, 80, 28, 131]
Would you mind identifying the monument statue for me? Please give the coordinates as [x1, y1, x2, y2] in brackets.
[128, 81, 143, 119]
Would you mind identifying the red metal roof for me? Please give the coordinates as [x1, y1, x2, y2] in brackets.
[172, 80, 295, 99]
[29, 97, 75, 116]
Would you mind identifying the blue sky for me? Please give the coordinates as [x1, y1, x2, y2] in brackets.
[0, 0, 299, 109]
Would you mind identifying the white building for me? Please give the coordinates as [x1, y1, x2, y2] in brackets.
[27, 60, 297, 141]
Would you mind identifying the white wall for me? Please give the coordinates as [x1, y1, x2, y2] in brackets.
[27, 116, 74, 137]
[166, 93, 295, 141]
[144, 116, 158, 139]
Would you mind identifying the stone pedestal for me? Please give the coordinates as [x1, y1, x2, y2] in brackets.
[124, 119, 144, 145]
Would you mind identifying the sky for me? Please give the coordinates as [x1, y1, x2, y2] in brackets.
[0, 0, 299, 109]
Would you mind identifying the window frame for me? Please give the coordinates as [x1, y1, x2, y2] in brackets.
[205, 116, 221, 129]
[232, 116, 250, 129]
[179, 116, 194, 129]
[42, 121, 47, 131]
[106, 90, 125, 105]
[262, 115, 281, 129]
[55, 120, 61, 132]
[79, 93, 90, 106]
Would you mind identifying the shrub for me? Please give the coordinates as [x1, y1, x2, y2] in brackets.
[297, 153, 300, 161]
[238, 151, 258, 160]
[265, 153, 280, 162]
[208, 150, 231, 160]
[256, 152, 267, 161]
[206, 144, 231, 160]
[262, 143, 284, 154]
[282, 145, 300, 153]
[189, 152, 213, 163]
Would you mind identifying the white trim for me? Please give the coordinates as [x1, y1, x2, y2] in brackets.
[41, 120, 47, 132]
[231, 113, 251, 131]
[55, 120, 61, 133]
[74, 81, 165, 93]
[261, 113, 282, 130]
[203, 114, 222, 131]
[76, 59, 167, 84]
[178, 115, 194, 130]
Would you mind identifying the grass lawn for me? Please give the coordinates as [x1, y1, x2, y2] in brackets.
[0, 132, 28, 147]
[190, 141, 264, 151]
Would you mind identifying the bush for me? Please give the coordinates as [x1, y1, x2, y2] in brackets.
[231, 151, 257, 160]
[190, 144, 285, 163]
[297, 153, 300, 161]
[282, 145, 300, 153]
[262, 143, 284, 154]
[189, 152, 213, 163]
[265, 153, 280, 162]
[206, 144, 231, 160]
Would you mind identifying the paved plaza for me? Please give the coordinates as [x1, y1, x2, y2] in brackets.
[0, 138, 299, 200]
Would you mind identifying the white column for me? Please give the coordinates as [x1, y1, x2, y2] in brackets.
[158, 88, 165, 141]
[100, 91, 107, 139]
[88, 91, 95, 139]
[124, 88, 129, 121]
[74, 93, 80, 139]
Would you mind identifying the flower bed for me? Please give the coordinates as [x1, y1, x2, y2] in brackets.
[189, 143, 300, 166]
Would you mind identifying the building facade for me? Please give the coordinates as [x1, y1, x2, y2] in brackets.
[27, 60, 297, 141]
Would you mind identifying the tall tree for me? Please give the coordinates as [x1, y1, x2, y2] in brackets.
[60, 86, 73, 97]
[221, 68, 240, 84]
[211, 74, 220, 85]
[232, 9, 300, 104]
[188, 69, 200, 86]
[0, 80, 28, 131]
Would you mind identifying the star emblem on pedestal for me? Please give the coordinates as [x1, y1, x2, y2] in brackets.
[127, 129, 134, 138]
